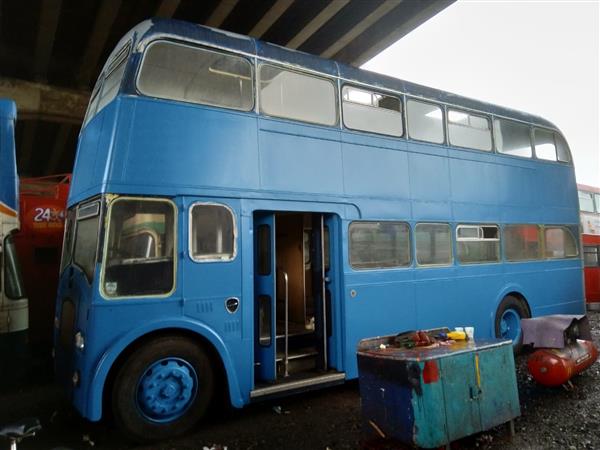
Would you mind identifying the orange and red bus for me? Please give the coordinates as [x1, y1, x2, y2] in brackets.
[579, 184, 600, 307]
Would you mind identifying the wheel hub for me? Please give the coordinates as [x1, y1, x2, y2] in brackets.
[137, 358, 198, 422]
[501, 309, 521, 341]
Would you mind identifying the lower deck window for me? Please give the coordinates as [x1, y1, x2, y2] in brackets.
[584, 246, 599, 267]
[3, 235, 26, 300]
[456, 224, 500, 264]
[349, 221, 410, 269]
[190, 203, 236, 261]
[504, 224, 542, 261]
[103, 198, 176, 297]
[544, 226, 578, 259]
[415, 223, 452, 266]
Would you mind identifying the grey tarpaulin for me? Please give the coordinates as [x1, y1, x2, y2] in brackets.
[521, 315, 592, 349]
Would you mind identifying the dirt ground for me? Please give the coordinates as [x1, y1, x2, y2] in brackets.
[2, 313, 600, 450]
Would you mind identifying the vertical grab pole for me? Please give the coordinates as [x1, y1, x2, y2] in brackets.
[282, 270, 289, 377]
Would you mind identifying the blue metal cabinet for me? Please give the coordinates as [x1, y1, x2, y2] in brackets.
[357, 336, 520, 448]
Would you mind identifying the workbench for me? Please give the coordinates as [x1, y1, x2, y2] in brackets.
[357, 334, 520, 448]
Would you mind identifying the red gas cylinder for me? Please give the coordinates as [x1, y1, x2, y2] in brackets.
[527, 340, 599, 387]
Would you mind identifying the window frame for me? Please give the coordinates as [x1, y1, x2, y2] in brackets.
[493, 117, 533, 159]
[503, 224, 543, 262]
[447, 107, 493, 152]
[455, 224, 501, 265]
[414, 222, 453, 267]
[583, 245, 599, 268]
[533, 127, 559, 162]
[341, 84, 404, 137]
[72, 200, 102, 285]
[406, 97, 445, 144]
[348, 220, 412, 271]
[258, 62, 338, 127]
[100, 196, 178, 300]
[543, 225, 579, 259]
[136, 39, 255, 113]
[188, 202, 237, 263]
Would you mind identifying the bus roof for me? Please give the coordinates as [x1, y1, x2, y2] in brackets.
[105, 18, 559, 131]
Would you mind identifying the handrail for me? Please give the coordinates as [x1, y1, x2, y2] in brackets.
[278, 269, 290, 378]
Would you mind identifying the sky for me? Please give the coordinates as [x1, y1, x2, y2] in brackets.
[363, 0, 600, 187]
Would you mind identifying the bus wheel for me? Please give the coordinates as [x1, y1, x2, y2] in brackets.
[494, 296, 529, 353]
[112, 335, 214, 442]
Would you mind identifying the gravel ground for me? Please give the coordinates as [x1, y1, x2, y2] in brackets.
[1, 313, 600, 450]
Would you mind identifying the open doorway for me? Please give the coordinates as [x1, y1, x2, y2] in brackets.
[254, 212, 333, 386]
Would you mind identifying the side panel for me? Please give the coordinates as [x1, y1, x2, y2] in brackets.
[440, 352, 481, 442]
[477, 345, 520, 429]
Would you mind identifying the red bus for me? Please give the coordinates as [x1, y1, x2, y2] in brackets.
[578, 184, 600, 307]
[13, 174, 70, 351]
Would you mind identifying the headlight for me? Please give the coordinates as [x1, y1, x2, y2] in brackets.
[74, 331, 85, 351]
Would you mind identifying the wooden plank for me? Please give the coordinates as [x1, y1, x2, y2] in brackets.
[76, 0, 123, 88]
[155, 0, 180, 18]
[33, 0, 62, 81]
[320, 0, 400, 59]
[248, 0, 294, 38]
[286, 0, 349, 50]
[205, 0, 239, 28]
[46, 123, 73, 174]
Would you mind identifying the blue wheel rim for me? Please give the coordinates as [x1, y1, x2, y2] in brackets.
[136, 357, 198, 423]
[500, 308, 522, 344]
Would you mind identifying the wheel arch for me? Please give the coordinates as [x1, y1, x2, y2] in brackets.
[490, 285, 532, 336]
[87, 320, 244, 421]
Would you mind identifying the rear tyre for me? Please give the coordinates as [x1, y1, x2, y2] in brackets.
[112, 336, 215, 443]
[494, 295, 529, 353]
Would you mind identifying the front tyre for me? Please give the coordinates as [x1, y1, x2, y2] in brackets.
[494, 295, 530, 353]
[112, 336, 215, 442]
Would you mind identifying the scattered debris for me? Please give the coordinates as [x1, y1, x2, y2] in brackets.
[82, 434, 95, 446]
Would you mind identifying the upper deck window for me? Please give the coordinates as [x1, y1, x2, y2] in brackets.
[554, 132, 571, 162]
[137, 41, 253, 111]
[407, 99, 444, 144]
[96, 42, 130, 114]
[342, 86, 403, 137]
[578, 190, 595, 212]
[494, 119, 532, 158]
[448, 109, 492, 151]
[259, 64, 336, 126]
[534, 128, 557, 161]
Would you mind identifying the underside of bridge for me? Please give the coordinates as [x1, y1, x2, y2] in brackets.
[0, 0, 454, 176]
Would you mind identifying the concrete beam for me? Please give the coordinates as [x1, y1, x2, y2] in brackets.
[320, 0, 401, 60]
[286, 0, 350, 50]
[0, 77, 89, 124]
[155, 0, 181, 18]
[205, 0, 239, 28]
[33, 0, 62, 81]
[77, 0, 123, 88]
[249, 0, 294, 38]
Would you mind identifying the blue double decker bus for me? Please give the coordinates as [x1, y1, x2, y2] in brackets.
[0, 99, 27, 353]
[55, 19, 583, 441]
